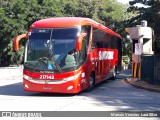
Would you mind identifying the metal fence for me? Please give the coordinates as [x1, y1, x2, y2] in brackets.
[141, 55, 160, 86]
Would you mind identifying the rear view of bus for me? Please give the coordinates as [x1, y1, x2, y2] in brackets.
[14, 17, 122, 93]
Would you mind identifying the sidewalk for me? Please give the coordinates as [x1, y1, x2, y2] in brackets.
[125, 77, 160, 92]
[0, 66, 23, 80]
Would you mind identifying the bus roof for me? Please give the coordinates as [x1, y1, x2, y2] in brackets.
[31, 17, 121, 38]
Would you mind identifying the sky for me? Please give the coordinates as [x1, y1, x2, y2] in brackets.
[117, 0, 130, 4]
[116, 0, 150, 8]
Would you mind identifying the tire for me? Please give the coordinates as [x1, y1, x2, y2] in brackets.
[86, 73, 95, 92]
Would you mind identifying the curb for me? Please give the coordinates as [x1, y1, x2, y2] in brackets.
[125, 78, 160, 92]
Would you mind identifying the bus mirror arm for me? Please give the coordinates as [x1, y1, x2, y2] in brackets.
[14, 34, 27, 51]
[76, 33, 87, 51]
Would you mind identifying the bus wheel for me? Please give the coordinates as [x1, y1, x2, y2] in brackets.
[86, 73, 95, 92]
[111, 66, 116, 80]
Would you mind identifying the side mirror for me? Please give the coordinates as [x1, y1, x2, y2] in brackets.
[14, 34, 27, 51]
[76, 33, 87, 51]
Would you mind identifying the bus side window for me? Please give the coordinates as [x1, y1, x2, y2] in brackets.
[91, 41, 96, 50]
[79, 36, 87, 63]
[78, 25, 91, 63]
[81, 25, 91, 46]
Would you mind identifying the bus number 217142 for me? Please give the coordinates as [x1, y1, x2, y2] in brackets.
[40, 75, 54, 80]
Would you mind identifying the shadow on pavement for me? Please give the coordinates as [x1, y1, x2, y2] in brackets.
[80, 70, 160, 111]
[0, 70, 160, 111]
[0, 82, 32, 96]
[0, 70, 131, 97]
[0, 82, 75, 97]
[116, 69, 132, 79]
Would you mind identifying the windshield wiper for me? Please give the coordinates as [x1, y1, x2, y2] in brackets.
[33, 57, 48, 72]
[48, 38, 62, 73]
[48, 50, 62, 73]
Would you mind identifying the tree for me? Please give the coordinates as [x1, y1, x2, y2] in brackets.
[0, 0, 127, 66]
[0, 0, 41, 66]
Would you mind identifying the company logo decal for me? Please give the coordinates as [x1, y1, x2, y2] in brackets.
[99, 51, 114, 60]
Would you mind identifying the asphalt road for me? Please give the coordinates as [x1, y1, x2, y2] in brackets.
[0, 70, 160, 119]
[0, 70, 160, 111]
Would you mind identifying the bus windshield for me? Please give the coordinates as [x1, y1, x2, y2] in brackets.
[25, 28, 79, 73]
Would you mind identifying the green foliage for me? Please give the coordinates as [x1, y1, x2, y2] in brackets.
[0, 0, 127, 66]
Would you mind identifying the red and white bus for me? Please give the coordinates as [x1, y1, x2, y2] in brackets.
[14, 17, 122, 93]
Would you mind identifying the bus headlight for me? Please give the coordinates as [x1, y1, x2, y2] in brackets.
[67, 86, 73, 90]
[24, 84, 29, 88]
[23, 75, 32, 80]
[63, 72, 81, 81]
